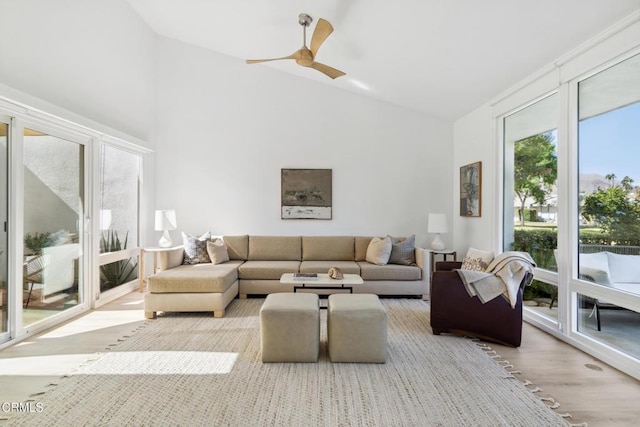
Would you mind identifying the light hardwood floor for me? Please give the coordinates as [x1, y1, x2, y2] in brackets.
[1, 292, 639, 426]
[492, 324, 640, 426]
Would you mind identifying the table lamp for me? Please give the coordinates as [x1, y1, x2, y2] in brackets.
[428, 213, 448, 250]
[155, 210, 177, 248]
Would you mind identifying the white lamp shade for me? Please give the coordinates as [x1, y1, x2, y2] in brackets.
[99, 209, 112, 230]
[155, 210, 177, 231]
[428, 214, 448, 234]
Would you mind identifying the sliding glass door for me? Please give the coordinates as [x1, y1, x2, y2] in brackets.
[22, 127, 84, 327]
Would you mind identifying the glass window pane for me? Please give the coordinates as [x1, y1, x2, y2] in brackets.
[23, 129, 83, 326]
[100, 145, 140, 253]
[576, 294, 640, 359]
[100, 256, 139, 293]
[99, 144, 140, 294]
[578, 54, 640, 292]
[504, 94, 558, 321]
[504, 94, 558, 273]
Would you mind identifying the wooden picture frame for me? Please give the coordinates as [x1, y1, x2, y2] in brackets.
[281, 169, 332, 219]
[460, 161, 481, 217]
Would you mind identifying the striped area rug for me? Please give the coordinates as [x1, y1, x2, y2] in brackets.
[8, 299, 566, 426]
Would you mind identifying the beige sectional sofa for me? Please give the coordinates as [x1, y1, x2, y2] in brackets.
[144, 235, 429, 319]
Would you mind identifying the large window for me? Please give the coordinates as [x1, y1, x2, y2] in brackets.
[576, 53, 640, 357]
[98, 144, 140, 293]
[503, 94, 559, 321]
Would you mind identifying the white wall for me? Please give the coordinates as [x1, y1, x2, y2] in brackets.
[155, 37, 453, 247]
[452, 105, 496, 255]
[0, 0, 156, 143]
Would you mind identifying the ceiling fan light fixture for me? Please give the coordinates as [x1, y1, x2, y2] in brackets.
[245, 13, 345, 79]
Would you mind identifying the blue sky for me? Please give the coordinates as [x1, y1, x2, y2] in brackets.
[579, 102, 640, 183]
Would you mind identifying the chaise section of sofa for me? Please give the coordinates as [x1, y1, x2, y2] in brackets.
[144, 247, 240, 319]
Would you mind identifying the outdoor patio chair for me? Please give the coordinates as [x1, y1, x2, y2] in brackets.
[23, 254, 45, 309]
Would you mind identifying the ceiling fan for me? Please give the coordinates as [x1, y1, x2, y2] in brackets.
[246, 13, 346, 79]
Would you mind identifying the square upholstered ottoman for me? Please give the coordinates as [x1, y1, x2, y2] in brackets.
[327, 294, 387, 363]
[260, 293, 320, 362]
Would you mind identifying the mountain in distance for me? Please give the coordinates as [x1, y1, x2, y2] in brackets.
[579, 173, 611, 194]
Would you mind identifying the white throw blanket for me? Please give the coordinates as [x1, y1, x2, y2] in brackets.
[456, 252, 536, 308]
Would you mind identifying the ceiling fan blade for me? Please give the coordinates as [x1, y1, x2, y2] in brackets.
[309, 62, 345, 79]
[310, 18, 334, 56]
[245, 52, 299, 64]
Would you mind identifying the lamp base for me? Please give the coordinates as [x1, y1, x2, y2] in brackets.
[430, 234, 445, 251]
[158, 230, 173, 248]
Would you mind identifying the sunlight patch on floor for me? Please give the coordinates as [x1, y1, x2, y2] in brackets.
[82, 351, 239, 375]
[40, 311, 144, 339]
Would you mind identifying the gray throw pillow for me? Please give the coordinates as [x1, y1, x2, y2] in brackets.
[388, 235, 416, 265]
[182, 231, 212, 265]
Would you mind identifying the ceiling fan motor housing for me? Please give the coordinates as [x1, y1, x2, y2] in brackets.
[298, 13, 312, 27]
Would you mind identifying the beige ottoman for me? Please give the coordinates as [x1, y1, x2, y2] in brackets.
[260, 293, 320, 363]
[327, 294, 387, 363]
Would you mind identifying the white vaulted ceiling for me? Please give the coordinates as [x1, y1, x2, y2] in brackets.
[126, 0, 640, 121]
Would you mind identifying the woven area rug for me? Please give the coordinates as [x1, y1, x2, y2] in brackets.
[8, 299, 566, 426]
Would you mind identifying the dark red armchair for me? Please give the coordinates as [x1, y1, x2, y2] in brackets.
[430, 261, 529, 347]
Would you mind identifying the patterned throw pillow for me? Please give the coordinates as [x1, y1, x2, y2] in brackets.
[460, 256, 489, 271]
[388, 235, 416, 265]
[460, 247, 494, 271]
[182, 231, 213, 265]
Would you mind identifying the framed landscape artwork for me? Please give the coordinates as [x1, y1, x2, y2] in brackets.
[281, 169, 332, 219]
[460, 161, 481, 217]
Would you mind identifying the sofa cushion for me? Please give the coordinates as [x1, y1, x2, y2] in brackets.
[579, 252, 611, 284]
[355, 237, 373, 261]
[366, 236, 392, 266]
[248, 236, 301, 261]
[182, 231, 213, 265]
[238, 260, 300, 280]
[358, 262, 422, 281]
[300, 261, 360, 274]
[388, 235, 416, 265]
[302, 236, 354, 261]
[223, 235, 249, 260]
[606, 252, 640, 283]
[207, 239, 230, 265]
[148, 261, 242, 293]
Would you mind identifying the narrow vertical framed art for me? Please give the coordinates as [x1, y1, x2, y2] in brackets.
[460, 161, 481, 217]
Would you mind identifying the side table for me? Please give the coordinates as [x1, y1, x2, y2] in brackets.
[139, 246, 182, 292]
[430, 250, 457, 274]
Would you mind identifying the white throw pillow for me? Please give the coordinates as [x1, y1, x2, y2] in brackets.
[207, 238, 230, 265]
[579, 252, 611, 284]
[606, 252, 640, 283]
[366, 236, 392, 266]
[460, 247, 494, 271]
